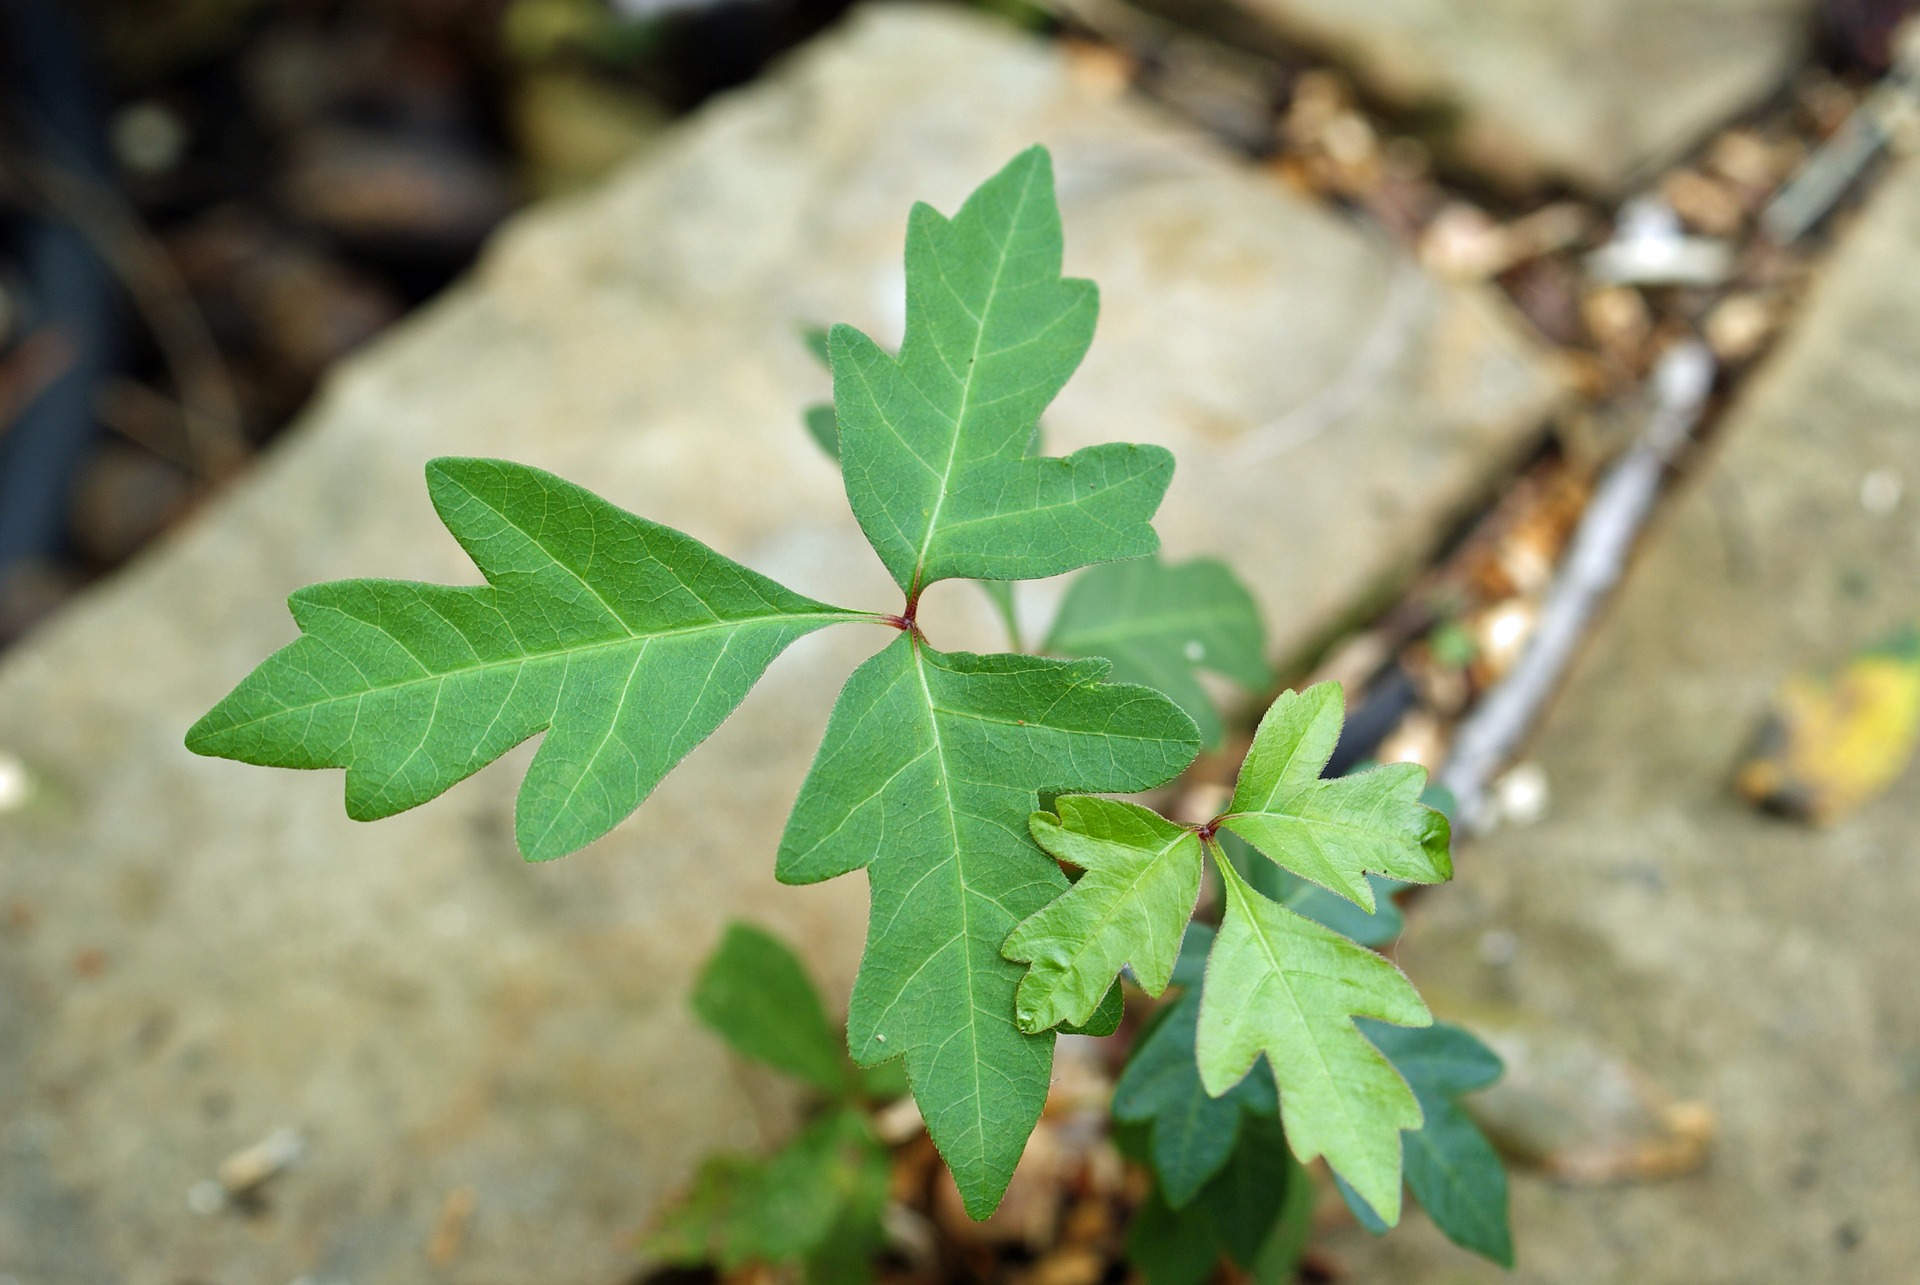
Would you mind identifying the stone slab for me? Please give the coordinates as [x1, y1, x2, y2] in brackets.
[1336, 162, 1920, 1280]
[0, 7, 1557, 1281]
[1227, 0, 1813, 191]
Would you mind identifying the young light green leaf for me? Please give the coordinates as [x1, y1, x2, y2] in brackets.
[1221, 683, 1451, 910]
[646, 1108, 889, 1280]
[1047, 556, 1270, 747]
[1362, 1019, 1514, 1266]
[1124, 1111, 1303, 1285]
[832, 146, 1172, 594]
[693, 922, 848, 1096]
[1196, 855, 1430, 1224]
[777, 635, 1199, 1218]
[187, 458, 865, 862]
[1002, 797, 1204, 1032]
[1113, 987, 1275, 1207]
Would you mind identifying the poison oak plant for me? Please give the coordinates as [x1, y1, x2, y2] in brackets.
[649, 923, 898, 1284]
[188, 146, 1512, 1266]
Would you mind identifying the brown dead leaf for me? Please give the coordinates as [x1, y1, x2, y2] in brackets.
[1468, 1022, 1714, 1183]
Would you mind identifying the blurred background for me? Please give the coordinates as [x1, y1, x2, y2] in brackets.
[2, 0, 1919, 1282]
[0, 0, 1910, 648]
[0, 0, 879, 643]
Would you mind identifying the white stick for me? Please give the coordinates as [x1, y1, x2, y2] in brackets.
[1439, 341, 1717, 830]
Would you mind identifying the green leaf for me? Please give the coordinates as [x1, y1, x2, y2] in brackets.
[1061, 980, 1125, 1037]
[186, 458, 863, 862]
[645, 1153, 763, 1267]
[692, 922, 848, 1096]
[777, 634, 1199, 1218]
[1335, 1172, 1390, 1234]
[1254, 1146, 1318, 1284]
[1283, 873, 1405, 945]
[856, 1058, 910, 1103]
[804, 404, 841, 461]
[832, 146, 1172, 594]
[1196, 854, 1430, 1223]
[1113, 987, 1275, 1207]
[646, 1108, 889, 1278]
[1203, 1111, 1299, 1267]
[1002, 797, 1204, 1032]
[1124, 1111, 1302, 1285]
[1127, 1185, 1222, 1285]
[1362, 1020, 1514, 1266]
[805, 326, 1027, 647]
[1047, 556, 1270, 747]
[1221, 683, 1452, 910]
[800, 1123, 894, 1285]
[1224, 830, 1405, 947]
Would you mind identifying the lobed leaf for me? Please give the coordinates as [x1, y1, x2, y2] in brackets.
[777, 635, 1199, 1217]
[1221, 683, 1451, 910]
[1196, 854, 1430, 1223]
[832, 146, 1172, 594]
[692, 923, 849, 1096]
[187, 458, 863, 862]
[1047, 556, 1270, 747]
[1003, 797, 1204, 1032]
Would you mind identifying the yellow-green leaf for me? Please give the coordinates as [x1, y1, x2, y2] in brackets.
[1221, 683, 1450, 910]
[1196, 855, 1430, 1223]
[1002, 797, 1203, 1033]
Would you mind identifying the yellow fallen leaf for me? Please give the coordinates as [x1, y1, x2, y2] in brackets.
[1737, 625, 1920, 823]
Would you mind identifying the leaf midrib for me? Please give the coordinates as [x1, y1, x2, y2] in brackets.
[204, 607, 857, 737]
[1236, 698, 1332, 813]
[910, 640, 988, 1178]
[908, 160, 1041, 593]
[1222, 866, 1369, 1162]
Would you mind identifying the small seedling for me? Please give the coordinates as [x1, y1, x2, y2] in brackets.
[190, 147, 1511, 1268]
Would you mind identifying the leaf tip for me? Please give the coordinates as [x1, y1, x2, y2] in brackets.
[183, 710, 222, 756]
[422, 453, 484, 490]
[512, 808, 586, 864]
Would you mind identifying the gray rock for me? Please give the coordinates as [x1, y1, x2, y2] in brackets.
[1337, 162, 1920, 1280]
[1225, 0, 1812, 190]
[0, 7, 1555, 1280]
